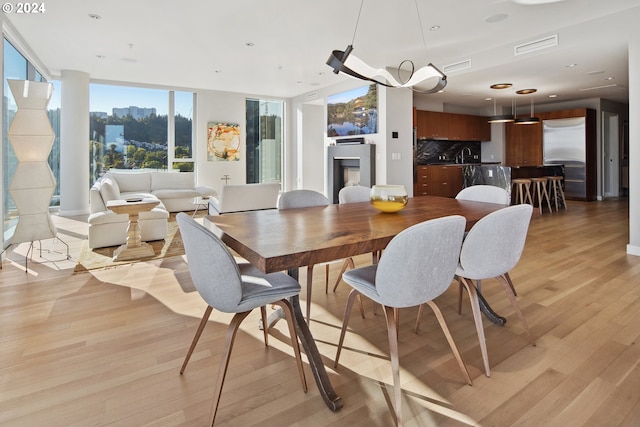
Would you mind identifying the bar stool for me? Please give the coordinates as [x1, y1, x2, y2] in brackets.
[546, 176, 567, 211]
[511, 178, 533, 205]
[530, 177, 552, 215]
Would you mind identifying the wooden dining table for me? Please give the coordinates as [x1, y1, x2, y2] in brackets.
[203, 195, 506, 412]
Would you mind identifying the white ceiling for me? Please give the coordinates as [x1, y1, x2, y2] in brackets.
[5, 0, 638, 110]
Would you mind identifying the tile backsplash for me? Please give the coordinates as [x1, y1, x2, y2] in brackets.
[416, 140, 481, 165]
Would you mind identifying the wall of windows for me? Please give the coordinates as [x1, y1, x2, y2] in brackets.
[246, 98, 283, 185]
[2, 38, 57, 245]
[89, 84, 194, 185]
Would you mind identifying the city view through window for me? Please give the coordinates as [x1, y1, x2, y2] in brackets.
[88, 85, 194, 185]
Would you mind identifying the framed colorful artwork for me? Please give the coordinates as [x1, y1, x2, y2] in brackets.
[207, 122, 241, 161]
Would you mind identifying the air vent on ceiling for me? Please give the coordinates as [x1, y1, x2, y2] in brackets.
[514, 34, 558, 55]
[443, 59, 471, 73]
[305, 91, 319, 101]
[579, 84, 623, 92]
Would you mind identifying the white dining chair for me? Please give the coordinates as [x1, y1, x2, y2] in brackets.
[334, 215, 471, 427]
[454, 184, 518, 296]
[332, 185, 373, 293]
[456, 185, 510, 205]
[176, 213, 307, 425]
[278, 189, 333, 322]
[416, 204, 536, 377]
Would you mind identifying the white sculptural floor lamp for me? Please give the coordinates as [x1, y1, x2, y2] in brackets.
[3, 79, 69, 272]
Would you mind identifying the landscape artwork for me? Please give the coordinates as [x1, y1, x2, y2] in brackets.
[207, 122, 240, 161]
[327, 84, 378, 137]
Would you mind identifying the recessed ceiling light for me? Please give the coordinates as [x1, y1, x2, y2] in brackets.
[297, 80, 303, 84]
[548, 94, 558, 98]
[96, 55, 106, 59]
[605, 76, 615, 81]
[485, 97, 493, 101]
[429, 25, 440, 31]
[214, 70, 222, 74]
[490, 83, 512, 89]
[566, 63, 577, 68]
[587, 70, 605, 75]
[516, 88, 537, 94]
[246, 42, 255, 47]
[485, 13, 508, 23]
[88, 13, 101, 20]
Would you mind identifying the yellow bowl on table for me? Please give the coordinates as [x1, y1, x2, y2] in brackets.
[370, 185, 408, 213]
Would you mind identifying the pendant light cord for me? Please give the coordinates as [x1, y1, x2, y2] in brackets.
[351, 0, 365, 45]
[414, 0, 428, 54]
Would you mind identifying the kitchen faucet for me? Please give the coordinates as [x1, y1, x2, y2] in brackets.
[460, 147, 473, 164]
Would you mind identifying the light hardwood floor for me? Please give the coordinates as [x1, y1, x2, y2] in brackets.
[1, 198, 639, 426]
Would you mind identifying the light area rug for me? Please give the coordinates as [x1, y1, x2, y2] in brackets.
[74, 213, 193, 272]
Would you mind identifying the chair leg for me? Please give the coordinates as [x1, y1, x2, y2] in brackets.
[325, 264, 329, 294]
[459, 278, 491, 377]
[534, 183, 543, 215]
[180, 305, 213, 374]
[504, 272, 517, 296]
[495, 275, 536, 346]
[550, 180, 559, 212]
[272, 299, 308, 393]
[209, 310, 251, 426]
[332, 257, 355, 293]
[357, 294, 365, 319]
[542, 184, 553, 213]
[383, 305, 403, 427]
[424, 300, 472, 385]
[559, 182, 567, 210]
[260, 306, 269, 346]
[334, 289, 360, 368]
[414, 303, 425, 333]
[457, 277, 464, 314]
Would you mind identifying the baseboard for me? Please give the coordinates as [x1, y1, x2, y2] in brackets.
[626, 244, 640, 257]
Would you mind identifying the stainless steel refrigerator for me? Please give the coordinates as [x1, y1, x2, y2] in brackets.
[543, 117, 587, 199]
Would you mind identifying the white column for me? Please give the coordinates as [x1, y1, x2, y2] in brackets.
[59, 70, 90, 216]
[628, 34, 640, 256]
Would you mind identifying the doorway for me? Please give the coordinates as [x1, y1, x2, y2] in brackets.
[602, 111, 620, 198]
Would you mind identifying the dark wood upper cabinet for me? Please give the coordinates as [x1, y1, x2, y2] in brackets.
[416, 110, 490, 141]
[419, 111, 449, 139]
[505, 121, 543, 166]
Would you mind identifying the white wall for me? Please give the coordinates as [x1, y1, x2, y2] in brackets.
[291, 80, 392, 197]
[290, 79, 422, 198]
[628, 32, 640, 256]
[383, 86, 414, 193]
[300, 103, 324, 193]
[195, 90, 247, 195]
[195, 89, 288, 196]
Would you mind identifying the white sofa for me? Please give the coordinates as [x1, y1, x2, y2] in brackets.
[208, 183, 280, 215]
[88, 171, 216, 249]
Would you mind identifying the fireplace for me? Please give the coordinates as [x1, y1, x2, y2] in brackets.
[328, 144, 375, 203]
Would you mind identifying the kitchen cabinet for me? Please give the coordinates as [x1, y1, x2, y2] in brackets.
[416, 110, 490, 141]
[418, 111, 449, 139]
[476, 115, 492, 141]
[415, 165, 462, 198]
[505, 120, 543, 166]
[415, 165, 431, 196]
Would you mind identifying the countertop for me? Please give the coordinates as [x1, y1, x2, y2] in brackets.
[418, 162, 502, 166]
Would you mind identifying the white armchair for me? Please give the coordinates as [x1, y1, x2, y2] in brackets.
[207, 183, 280, 215]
